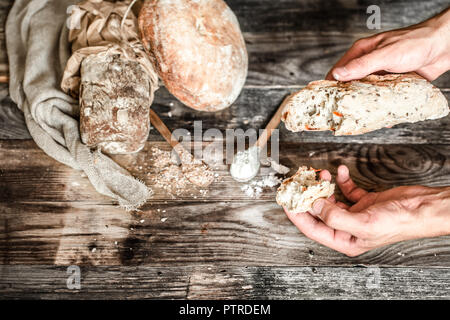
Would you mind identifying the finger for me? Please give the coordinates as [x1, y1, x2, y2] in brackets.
[319, 169, 332, 182]
[326, 37, 380, 80]
[336, 201, 350, 209]
[333, 48, 389, 81]
[307, 195, 336, 214]
[311, 199, 369, 237]
[326, 48, 365, 80]
[284, 208, 360, 255]
[336, 165, 367, 203]
[328, 195, 336, 203]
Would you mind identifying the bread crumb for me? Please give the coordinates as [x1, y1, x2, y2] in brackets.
[149, 147, 214, 195]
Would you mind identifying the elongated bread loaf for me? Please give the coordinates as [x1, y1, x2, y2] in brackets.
[276, 167, 335, 213]
[281, 73, 449, 136]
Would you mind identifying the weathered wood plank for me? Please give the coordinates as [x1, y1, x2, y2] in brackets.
[2, 84, 450, 144]
[229, 0, 450, 34]
[1, 1, 450, 86]
[1, 140, 450, 267]
[1, 200, 450, 267]
[1, 0, 448, 37]
[1, 0, 449, 297]
[0, 0, 12, 77]
[244, 31, 450, 88]
[3, 140, 450, 203]
[0, 85, 29, 139]
[149, 87, 450, 145]
[1, 265, 450, 299]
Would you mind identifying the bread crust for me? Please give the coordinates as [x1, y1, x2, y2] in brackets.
[80, 53, 151, 155]
[282, 73, 449, 136]
[138, 0, 248, 112]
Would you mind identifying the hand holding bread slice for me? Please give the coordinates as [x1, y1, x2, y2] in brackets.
[281, 73, 449, 136]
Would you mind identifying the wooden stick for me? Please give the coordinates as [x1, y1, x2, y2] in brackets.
[149, 109, 180, 149]
[149, 108, 214, 188]
[255, 93, 293, 149]
[0, 75, 9, 83]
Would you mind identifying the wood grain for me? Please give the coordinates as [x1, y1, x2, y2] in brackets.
[1, 140, 450, 267]
[2, 84, 450, 145]
[229, 0, 450, 34]
[1, 265, 450, 299]
[2, 200, 450, 267]
[4, 140, 450, 203]
[0, 0, 12, 78]
[244, 31, 450, 88]
[1, 0, 450, 299]
[1, 1, 449, 86]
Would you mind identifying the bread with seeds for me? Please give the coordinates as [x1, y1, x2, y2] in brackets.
[281, 73, 449, 136]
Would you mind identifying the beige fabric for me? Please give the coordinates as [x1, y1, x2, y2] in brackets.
[61, 0, 158, 99]
[6, 0, 153, 210]
[68, 0, 139, 51]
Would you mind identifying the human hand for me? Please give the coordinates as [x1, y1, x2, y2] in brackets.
[326, 8, 450, 82]
[283, 165, 450, 256]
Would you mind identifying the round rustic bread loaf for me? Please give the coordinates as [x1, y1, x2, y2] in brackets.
[138, 0, 248, 111]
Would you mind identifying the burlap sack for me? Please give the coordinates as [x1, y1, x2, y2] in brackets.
[6, 0, 155, 210]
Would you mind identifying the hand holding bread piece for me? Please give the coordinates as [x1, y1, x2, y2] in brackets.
[281, 73, 449, 136]
[276, 167, 335, 213]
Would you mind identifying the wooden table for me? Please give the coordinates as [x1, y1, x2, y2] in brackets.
[1, 0, 450, 299]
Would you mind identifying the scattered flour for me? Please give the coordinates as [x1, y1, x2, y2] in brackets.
[241, 172, 282, 198]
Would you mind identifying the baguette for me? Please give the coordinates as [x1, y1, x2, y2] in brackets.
[281, 73, 449, 136]
[276, 167, 335, 213]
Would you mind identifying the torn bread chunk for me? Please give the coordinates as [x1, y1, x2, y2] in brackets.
[276, 166, 335, 213]
[281, 73, 449, 136]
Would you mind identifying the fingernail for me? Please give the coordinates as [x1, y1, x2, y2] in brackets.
[333, 67, 349, 81]
[312, 199, 325, 215]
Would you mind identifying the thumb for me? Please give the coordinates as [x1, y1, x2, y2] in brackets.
[312, 198, 367, 236]
[332, 48, 388, 81]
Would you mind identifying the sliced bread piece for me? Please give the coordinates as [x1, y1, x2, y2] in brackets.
[276, 166, 335, 213]
[281, 73, 449, 136]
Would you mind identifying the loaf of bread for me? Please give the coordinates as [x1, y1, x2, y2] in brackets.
[80, 52, 151, 154]
[138, 0, 248, 112]
[276, 167, 335, 213]
[281, 73, 449, 136]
